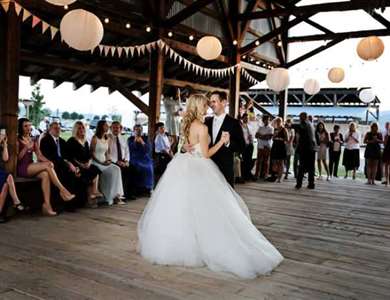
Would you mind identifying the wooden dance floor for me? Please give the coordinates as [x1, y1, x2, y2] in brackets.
[1, 178, 390, 300]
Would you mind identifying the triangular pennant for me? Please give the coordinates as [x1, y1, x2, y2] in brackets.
[140, 45, 146, 55]
[14, 3, 22, 16]
[50, 26, 58, 39]
[173, 52, 179, 62]
[104, 46, 110, 56]
[157, 40, 163, 49]
[169, 48, 174, 59]
[183, 60, 188, 69]
[1, 2, 9, 13]
[179, 56, 183, 64]
[22, 9, 31, 22]
[98, 45, 104, 55]
[135, 46, 141, 56]
[90, 47, 95, 54]
[130, 47, 135, 57]
[32, 16, 41, 28]
[165, 45, 169, 54]
[151, 42, 157, 50]
[42, 21, 50, 34]
[124, 47, 129, 57]
[146, 43, 152, 53]
[117, 47, 123, 58]
[110, 46, 116, 57]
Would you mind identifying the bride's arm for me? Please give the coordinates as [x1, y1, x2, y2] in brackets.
[199, 125, 225, 158]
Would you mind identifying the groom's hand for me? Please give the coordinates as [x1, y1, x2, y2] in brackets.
[222, 131, 230, 146]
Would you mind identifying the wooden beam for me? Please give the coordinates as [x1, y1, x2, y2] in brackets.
[240, 14, 313, 55]
[366, 10, 390, 29]
[239, 0, 259, 44]
[284, 38, 345, 68]
[214, 0, 234, 44]
[239, 0, 390, 20]
[288, 28, 390, 43]
[0, 2, 20, 174]
[164, 0, 216, 27]
[241, 93, 274, 117]
[278, 90, 287, 119]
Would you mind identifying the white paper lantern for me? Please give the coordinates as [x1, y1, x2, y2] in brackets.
[266, 68, 289, 92]
[46, 0, 76, 5]
[328, 67, 345, 83]
[359, 88, 376, 103]
[196, 36, 222, 61]
[357, 36, 384, 61]
[304, 79, 320, 95]
[60, 9, 104, 51]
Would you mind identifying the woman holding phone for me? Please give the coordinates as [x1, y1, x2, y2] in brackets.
[0, 128, 24, 223]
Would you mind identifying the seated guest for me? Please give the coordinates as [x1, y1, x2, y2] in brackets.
[90, 120, 124, 205]
[0, 131, 24, 223]
[17, 118, 75, 216]
[154, 122, 173, 179]
[128, 125, 154, 196]
[67, 121, 102, 208]
[109, 121, 137, 200]
[40, 121, 83, 211]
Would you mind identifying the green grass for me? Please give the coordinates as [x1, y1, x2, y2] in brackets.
[60, 131, 72, 141]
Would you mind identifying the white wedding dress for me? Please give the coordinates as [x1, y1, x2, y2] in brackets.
[138, 143, 283, 279]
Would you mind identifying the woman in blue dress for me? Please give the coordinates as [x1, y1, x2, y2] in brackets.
[128, 125, 154, 195]
[0, 131, 24, 223]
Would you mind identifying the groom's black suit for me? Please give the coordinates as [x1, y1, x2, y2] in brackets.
[205, 114, 245, 187]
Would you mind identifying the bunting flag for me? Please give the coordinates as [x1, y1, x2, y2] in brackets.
[22, 8, 31, 22]
[1, 1, 9, 13]
[50, 26, 58, 39]
[14, 2, 22, 15]
[32, 15, 41, 28]
[98, 45, 104, 55]
[124, 47, 129, 57]
[42, 21, 50, 34]
[117, 47, 123, 58]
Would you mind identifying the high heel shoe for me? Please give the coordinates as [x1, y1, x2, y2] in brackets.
[13, 202, 24, 211]
[42, 205, 57, 216]
[60, 190, 76, 202]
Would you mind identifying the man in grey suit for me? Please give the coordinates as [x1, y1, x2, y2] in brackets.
[294, 112, 317, 189]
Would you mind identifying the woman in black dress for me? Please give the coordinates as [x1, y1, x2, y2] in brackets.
[67, 121, 102, 207]
[271, 117, 288, 183]
[383, 125, 390, 186]
[364, 123, 383, 185]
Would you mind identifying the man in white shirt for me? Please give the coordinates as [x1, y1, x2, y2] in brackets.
[255, 115, 274, 179]
[110, 121, 136, 200]
[154, 122, 173, 181]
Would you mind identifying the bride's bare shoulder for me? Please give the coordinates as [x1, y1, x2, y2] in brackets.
[190, 120, 207, 134]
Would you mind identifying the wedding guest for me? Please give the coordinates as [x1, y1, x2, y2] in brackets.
[255, 115, 273, 179]
[66, 121, 102, 208]
[271, 117, 288, 183]
[0, 131, 23, 223]
[364, 123, 383, 185]
[17, 118, 75, 216]
[241, 113, 254, 181]
[342, 122, 360, 180]
[154, 122, 172, 179]
[128, 125, 154, 196]
[293, 130, 300, 179]
[90, 120, 124, 205]
[285, 119, 295, 179]
[381, 122, 390, 184]
[315, 121, 330, 180]
[110, 121, 137, 200]
[294, 112, 316, 189]
[329, 125, 344, 178]
[40, 121, 82, 211]
[382, 123, 390, 185]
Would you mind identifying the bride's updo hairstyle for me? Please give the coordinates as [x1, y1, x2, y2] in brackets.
[181, 94, 208, 141]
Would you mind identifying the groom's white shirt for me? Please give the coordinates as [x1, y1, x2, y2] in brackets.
[212, 113, 226, 144]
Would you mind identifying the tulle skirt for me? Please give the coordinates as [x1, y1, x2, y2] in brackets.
[138, 153, 283, 279]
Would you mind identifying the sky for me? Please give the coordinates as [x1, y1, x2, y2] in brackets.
[19, 0, 390, 128]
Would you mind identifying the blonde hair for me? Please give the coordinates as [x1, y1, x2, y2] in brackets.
[181, 94, 208, 142]
[72, 121, 86, 144]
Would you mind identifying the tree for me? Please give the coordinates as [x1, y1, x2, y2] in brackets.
[62, 111, 70, 119]
[78, 114, 84, 119]
[111, 114, 122, 122]
[93, 115, 100, 120]
[102, 114, 108, 120]
[70, 112, 79, 120]
[29, 84, 45, 127]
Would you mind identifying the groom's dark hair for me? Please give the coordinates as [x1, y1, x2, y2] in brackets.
[210, 91, 227, 102]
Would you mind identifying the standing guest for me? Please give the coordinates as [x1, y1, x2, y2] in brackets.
[90, 120, 124, 205]
[271, 117, 288, 183]
[343, 122, 360, 180]
[40, 121, 82, 211]
[154, 122, 173, 179]
[364, 123, 383, 185]
[129, 125, 154, 196]
[17, 118, 75, 216]
[0, 131, 24, 223]
[241, 113, 254, 181]
[285, 119, 295, 180]
[294, 112, 316, 189]
[382, 123, 390, 185]
[315, 122, 330, 180]
[329, 125, 344, 178]
[66, 121, 102, 208]
[381, 122, 390, 184]
[255, 115, 273, 180]
[110, 121, 137, 200]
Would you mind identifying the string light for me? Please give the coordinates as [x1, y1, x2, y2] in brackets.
[250, 57, 255, 62]
[256, 61, 260, 65]
[146, 26, 151, 32]
[168, 31, 173, 37]
[104, 18, 109, 24]
[189, 35, 194, 41]
[126, 23, 131, 29]
[277, 41, 282, 47]
[255, 40, 260, 46]
[233, 40, 238, 46]
[64, 5, 68, 10]
[242, 55, 246, 59]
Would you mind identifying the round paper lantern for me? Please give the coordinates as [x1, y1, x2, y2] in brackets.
[357, 36, 384, 61]
[359, 88, 375, 103]
[60, 9, 104, 51]
[304, 79, 320, 95]
[196, 36, 222, 60]
[328, 67, 345, 83]
[46, 0, 76, 5]
[266, 68, 289, 92]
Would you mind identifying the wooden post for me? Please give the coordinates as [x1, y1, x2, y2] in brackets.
[278, 89, 288, 120]
[0, 3, 21, 174]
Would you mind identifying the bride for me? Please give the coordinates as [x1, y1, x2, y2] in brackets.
[138, 94, 283, 279]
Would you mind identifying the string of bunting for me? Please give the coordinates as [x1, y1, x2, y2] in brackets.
[2, 0, 260, 83]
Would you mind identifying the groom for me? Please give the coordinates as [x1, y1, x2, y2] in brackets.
[205, 91, 245, 187]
